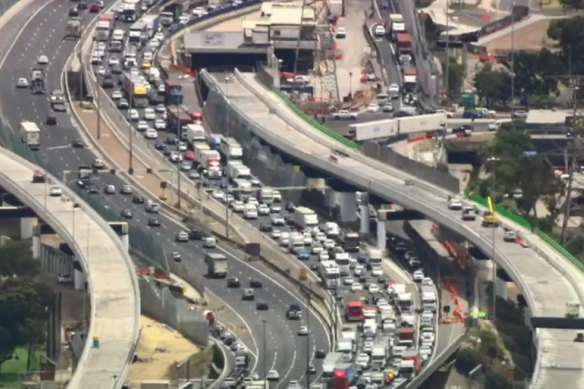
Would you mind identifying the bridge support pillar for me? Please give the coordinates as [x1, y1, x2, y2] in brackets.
[376, 210, 388, 251]
[20, 217, 35, 240]
[339, 192, 357, 223]
[32, 225, 41, 260]
[108, 222, 129, 252]
[360, 205, 369, 235]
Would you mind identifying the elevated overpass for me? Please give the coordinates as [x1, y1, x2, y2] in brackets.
[0, 148, 140, 389]
[199, 69, 584, 388]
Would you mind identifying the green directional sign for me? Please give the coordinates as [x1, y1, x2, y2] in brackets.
[470, 311, 487, 318]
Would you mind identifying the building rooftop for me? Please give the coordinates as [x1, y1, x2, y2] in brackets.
[526, 109, 570, 125]
[184, 31, 246, 52]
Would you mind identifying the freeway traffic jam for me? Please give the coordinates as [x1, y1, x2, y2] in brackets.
[76, 2, 445, 388]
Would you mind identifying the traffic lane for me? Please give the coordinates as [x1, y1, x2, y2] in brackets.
[0, 0, 49, 61]
[86, 184, 323, 383]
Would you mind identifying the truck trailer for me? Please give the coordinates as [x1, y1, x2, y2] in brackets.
[30, 67, 45, 94]
[20, 121, 41, 150]
[185, 123, 206, 144]
[205, 252, 228, 278]
[293, 207, 318, 228]
[66, 17, 82, 39]
[122, 73, 148, 107]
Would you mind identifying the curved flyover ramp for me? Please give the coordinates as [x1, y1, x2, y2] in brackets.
[200, 69, 584, 388]
[0, 148, 140, 389]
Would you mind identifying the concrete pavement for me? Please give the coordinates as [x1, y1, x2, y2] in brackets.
[0, 147, 140, 389]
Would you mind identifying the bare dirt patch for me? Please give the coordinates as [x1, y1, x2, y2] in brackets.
[485, 19, 555, 52]
[126, 316, 200, 386]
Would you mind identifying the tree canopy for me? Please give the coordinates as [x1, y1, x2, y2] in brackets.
[0, 241, 39, 278]
[480, 125, 560, 217]
[0, 242, 52, 372]
[474, 66, 511, 107]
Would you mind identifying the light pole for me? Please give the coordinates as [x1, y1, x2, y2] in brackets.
[262, 319, 267, 389]
[306, 290, 311, 389]
[128, 92, 134, 175]
[97, 73, 101, 140]
[349, 71, 353, 98]
[487, 156, 499, 320]
[176, 118, 182, 209]
[510, 0, 516, 107]
[224, 75, 230, 239]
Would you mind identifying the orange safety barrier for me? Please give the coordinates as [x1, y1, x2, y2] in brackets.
[443, 278, 466, 323]
[407, 134, 427, 143]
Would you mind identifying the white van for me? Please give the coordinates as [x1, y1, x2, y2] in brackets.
[243, 204, 258, 219]
[203, 237, 216, 248]
[376, 93, 389, 105]
[112, 29, 125, 41]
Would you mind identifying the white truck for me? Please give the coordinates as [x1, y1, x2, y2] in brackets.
[389, 13, 406, 37]
[318, 260, 341, 289]
[233, 179, 252, 201]
[20, 121, 41, 150]
[199, 150, 222, 178]
[371, 341, 388, 370]
[226, 161, 252, 180]
[220, 137, 243, 160]
[205, 252, 227, 278]
[421, 284, 438, 313]
[336, 339, 355, 362]
[293, 207, 318, 228]
[260, 188, 274, 204]
[366, 248, 383, 276]
[185, 123, 206, 144]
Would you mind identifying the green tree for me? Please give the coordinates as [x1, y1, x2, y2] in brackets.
[474, 66, 511, 107]
[455, 348, 484, 375]
[0, 279, 50, 372]
[549, 17, 584, 73]
[444, 57, 464, 102]
[484, 370, 513, 389]
[560, 0, 584, 9]
[0, 241, 39, 278]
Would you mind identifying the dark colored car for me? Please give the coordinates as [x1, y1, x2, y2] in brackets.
[226, 277, 240, 288]
[315, 349, 326, 359]
[249, 279, 262, 288]
[259, 223, 272, 232]
[101, 76, 114, 89]
[120, 209, 133, 219]
[188, 229, 207, 240]
[132, 194, 145, 204]
[72, 139, 85, 148]
[69, 8, 79, 17]
[147, 217, 161, 227]
[89, 4, 100, 12]
[256, 302, 269, 311]
[78, 1, 87, 10]
[46, 115, 57, 125]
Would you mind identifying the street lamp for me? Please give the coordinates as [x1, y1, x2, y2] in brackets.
[487, 156, 499, 320]
[305, 286, 311, 389]
[224, 74, 231, 239]
[262, 319, 267, 389]
[128, 91, 134, 175]
[349, 71, 353, 98]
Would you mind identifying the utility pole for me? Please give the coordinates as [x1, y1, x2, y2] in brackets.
[262, 319, 267, 389]
[444, 3, 450, 107]
[510, 0, 516, 107]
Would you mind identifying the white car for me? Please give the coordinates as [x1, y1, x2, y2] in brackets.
[371, 267, 383, 276]
[231, 200, 245, 212]
[336, 27, 346, 38]
[448, 198, 463, 210]
[366, 103, 381, 113]
[37, 55, 49, 64]
[298, 325, 309, 335]
[353, 264, 364, 276]
[136, 120, 149, 132]
[156, 104, 167, 113]
[128, 109, 140, 121]
[108, 56, 120, 66]
[257, 203, 270, 215]
[144, 107, 156, 120]
[153, 32, 165, 41]
[154, 118, 166, 130]
[311, 243, 324, 254]
[368, 284, 380, 294]
[175, 231, 189, 242]
[266, 370, 280, 381]
[351, 282, 363, 292]
[315, 232, 326, 242]
[211, 189, 224, 199]
[412, 269, 424, 282]
[271, 229, 282, 239]
[356, 353, 370, 368]
[16, 77, 29, 88]
[323, 239, 335, 250]
[111, 89, 123, 100]
[49, 185, 62, 196]
[421, 277, 434, 286]
[192, 6, 208, 16]
[180, 161, 193, 171]
[271, 215, 285, 226]
[144, 128, 158, 139]
[332, 110, 358, 120]
[343, 276, 354, 285]
[318, 251, 329, 261]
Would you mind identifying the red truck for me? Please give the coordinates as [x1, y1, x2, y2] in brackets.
[396, 33, 412, 55]
[398, 327, 415, 347]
